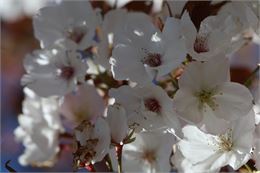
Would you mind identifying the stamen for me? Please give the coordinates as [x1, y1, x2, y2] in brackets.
[142, 53, 162, 67]
[195, 89, 218, 110]
[142, 150, 156, 164]
[60, 66, 75, 80]
[218, 129, 233, 152]
[194, 36, 209, 53]
[144, 98, 161, 113]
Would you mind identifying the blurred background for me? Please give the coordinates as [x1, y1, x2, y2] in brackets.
[1, 0, 74, 171]
[0, 0, 259, 172]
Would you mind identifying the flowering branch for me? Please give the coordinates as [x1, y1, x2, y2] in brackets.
[12, 0, 260, 172]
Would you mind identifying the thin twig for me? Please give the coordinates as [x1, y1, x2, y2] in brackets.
[244, 64, 260, 87]
[116, 144, 123, 173]
[104, 154, 113, 172]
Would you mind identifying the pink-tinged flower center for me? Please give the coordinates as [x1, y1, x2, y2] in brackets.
[144, 98, 161, 113]
[143, 53, 162, 67]
[142, 150, 156, 164]
[60, 66, 75, 80]
[194, 36, 209, 53]
[67, 27, 86, 44]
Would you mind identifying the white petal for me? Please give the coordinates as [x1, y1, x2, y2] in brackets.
[179, 125, 218, 164]
[225, 152, 251, 170]
[199, 105, 230, 135]
[33, 1, 99, 49]
[173, 89, 203, 123]
[111, 44, 150, 84]
[178, 56, 230, 92]
[156, 40, 187, 77]
[178, 61, 204, 92]
[213, 82, 253, 121]
[202, 56, 230, 87]
[93, 118, 111, 163]
[60, 84, 105, 124]
[109, 85, 141, 115]
[232, 110, 255, 153]
[180, 11, 197, 51]
[24, 76, 69, 97]
[106, 104, 128, 143]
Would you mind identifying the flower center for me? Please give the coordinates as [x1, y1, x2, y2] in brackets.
[194, 35, 209, 53]
[67, 26, 86, 44]
[144, 98, 161, 113]
[75, 120, 93, 132]
[142, 150, 156, 164]
[142, 53, 162, 67]
[195, 89, 217, 110]
[74, 111, 89, 124]
[218, 129, 233, 152]
[60, 66, 75, 80]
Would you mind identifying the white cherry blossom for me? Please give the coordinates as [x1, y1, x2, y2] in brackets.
[178, 110, 255, 172]
[21, 41, 88, 97]
[185, 2, 258, 60]
[173, 56, 253, 123]
[123, 131, 176, 173]
[14, 88, 63, 166]
[111, 12, 186, 85]
[60, 84, 105, 125]
[109, 85, 181, 134]
[73, 117, 111, 169]
[13, 1, 260, 171]
[33, 1, 101, 49]
[164, 3, 258, 61]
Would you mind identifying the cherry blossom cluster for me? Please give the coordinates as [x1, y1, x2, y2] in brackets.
[14, 0, 260, 172]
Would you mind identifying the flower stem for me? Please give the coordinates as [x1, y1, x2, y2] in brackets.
[104, 154, 113, 172]
[116, 144, 123, 173]
[59, 132, 73, 139]
[169, 74, 179, 90]
[244, 64, 260, 87]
